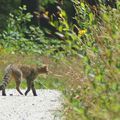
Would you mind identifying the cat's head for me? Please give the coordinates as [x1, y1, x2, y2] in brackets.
[37, 65, 49, 74]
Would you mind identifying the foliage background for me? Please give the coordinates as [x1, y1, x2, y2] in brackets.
[0, 0, 120, 120]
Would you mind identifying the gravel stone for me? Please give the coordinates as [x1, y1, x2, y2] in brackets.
[0, 89, 64, 120]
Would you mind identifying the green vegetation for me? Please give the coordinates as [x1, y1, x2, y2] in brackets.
[0, 0, 120, 120]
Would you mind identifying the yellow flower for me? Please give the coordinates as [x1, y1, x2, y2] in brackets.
[78, 29, 87, 36]
[59, 12, 63, 18]
[45, 11, 49, 16]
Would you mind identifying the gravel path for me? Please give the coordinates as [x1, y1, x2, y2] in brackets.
[0, 89, 64, 120]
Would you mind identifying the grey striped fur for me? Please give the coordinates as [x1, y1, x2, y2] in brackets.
[0, 64, 12, 90]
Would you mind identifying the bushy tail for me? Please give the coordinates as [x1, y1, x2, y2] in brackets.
[0, 64, 12, 90]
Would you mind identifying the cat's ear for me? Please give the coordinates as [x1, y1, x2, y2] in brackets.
[43, 64, 48, 68]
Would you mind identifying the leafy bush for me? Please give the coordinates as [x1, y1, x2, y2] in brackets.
[0, 0, 20, 31]
[0, 6, 63, 55]
[48, 1, 120, 119]
[60, 1, 120, 120]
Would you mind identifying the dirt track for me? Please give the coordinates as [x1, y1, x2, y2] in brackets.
[0, 89, 64, 120]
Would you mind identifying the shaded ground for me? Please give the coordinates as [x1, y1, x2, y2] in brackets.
[0, 89, 64, 120]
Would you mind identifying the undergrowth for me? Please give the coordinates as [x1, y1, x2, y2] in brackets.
[0, 1, 120, 120]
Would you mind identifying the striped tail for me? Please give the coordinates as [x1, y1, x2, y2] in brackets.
[0, 64, 12, 90]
